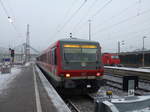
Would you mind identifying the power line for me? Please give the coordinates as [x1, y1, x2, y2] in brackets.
[55, 0, 88, 35]
[90, 0, 112, 19]
[0, 0, 23, 38]
[72, 0, 98, 32]
[52, 0, 79, 37]
[7, 0, 16, 18]
[74, 0, 112, 34]
[96, 20, 150, 49]
[0, 0, 9, 17]
[104, 27, 150, 50]
[109, 25, 150, 42]
[93, 8, 150, 36]
[137, 0, 142, 16]
[93, 1, 139, 29]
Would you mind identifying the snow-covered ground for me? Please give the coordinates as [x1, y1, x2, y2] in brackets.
[0, 67, 21, 94]
[105, 66, 150, 73]
[25, 62, 31, 66]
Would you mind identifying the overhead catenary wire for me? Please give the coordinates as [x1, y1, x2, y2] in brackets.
[74, 0, 113, 34]
[103, 26, 150, 51]
[52, 0, 79, 37]
[137, 0, 142, 16]
[93, 1, 140, 29]
[0, 0, 23, 38]
[72, 0, 98, 32]
[90, 0, 112, 19]
[95, 18, 150, 52]
[76, 0, 144, 36]
[92, 8, 150, 36]
[0, 0, 9, 17]
[5, 0, 16, 19]
[121, 27, 150, 40]
[55, 0, 88, 35]
[107, 24, 150, 42]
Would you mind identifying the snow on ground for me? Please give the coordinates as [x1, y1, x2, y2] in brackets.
[0, 67, 21, 94]
[25, 62, 31, 66]
[105, 66, 150, 73]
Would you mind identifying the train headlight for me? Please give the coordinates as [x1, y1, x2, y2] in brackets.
[96, 72, 101, 76]
[65, 73, 71, 78]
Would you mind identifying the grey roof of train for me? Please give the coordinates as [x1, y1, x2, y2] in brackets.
[59, 38, 99, 43]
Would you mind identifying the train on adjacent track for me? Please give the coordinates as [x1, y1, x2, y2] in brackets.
[102, 53, 121, 66]
[36, 38, 104, 93]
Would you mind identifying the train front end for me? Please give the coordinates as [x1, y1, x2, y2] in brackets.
[58, 39, 104, 93]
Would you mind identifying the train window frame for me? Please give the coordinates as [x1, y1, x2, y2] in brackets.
[63, 46, 99, 63]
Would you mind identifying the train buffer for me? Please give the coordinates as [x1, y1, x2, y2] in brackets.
[0, 62, 71, 112]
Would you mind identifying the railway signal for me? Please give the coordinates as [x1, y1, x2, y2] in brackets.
[9, 48, 15, 63]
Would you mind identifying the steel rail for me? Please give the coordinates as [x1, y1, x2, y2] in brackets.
[104, 67, 150, 81]
[104, 73, 150, 92]
[66, 100, 81, 112]
[104, 78, 150, 96]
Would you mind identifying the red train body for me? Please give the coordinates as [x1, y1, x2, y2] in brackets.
[102, 53, 120, 66]
[37, 38, 104, 93]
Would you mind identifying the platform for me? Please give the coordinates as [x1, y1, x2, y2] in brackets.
[0, 63, 70, 112]
[104, 66, 150, 73]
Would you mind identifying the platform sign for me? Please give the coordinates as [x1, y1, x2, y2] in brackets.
[3, 58, 11, 62]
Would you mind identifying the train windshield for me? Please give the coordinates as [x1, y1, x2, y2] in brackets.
[63, 45, 99, 62]
[111, 55, 119, 59]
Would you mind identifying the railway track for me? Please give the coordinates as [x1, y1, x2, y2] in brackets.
[103, 74, 150, 95]
[66, 100, 81, 112]
[40, 64, 150, 111]
[104, 66, 150, 80]
[65, 95, 95, 112]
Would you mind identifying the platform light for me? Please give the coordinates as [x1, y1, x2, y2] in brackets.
[65, 73, 71, 78]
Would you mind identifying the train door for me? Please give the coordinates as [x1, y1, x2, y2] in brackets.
[51, 47, 57, 75]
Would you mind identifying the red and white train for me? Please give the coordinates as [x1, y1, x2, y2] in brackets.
[37, 38, 104, 93]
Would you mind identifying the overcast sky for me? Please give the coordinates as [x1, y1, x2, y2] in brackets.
[0, 0, 150, 53]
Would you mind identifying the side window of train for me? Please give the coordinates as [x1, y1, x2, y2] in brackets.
[54, 49, 57, 65]
[52, 48, 57, 65]
[48, 51, 51, 64]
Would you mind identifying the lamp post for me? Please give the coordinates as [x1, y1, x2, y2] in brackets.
[142, 36, 147, 67]
[89, 20, 91, 40]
